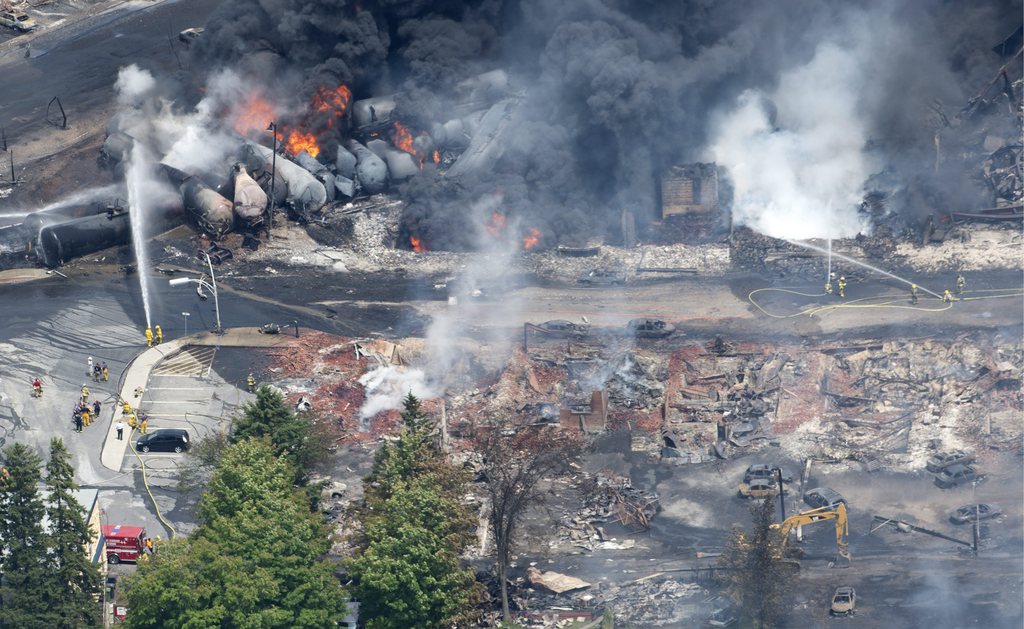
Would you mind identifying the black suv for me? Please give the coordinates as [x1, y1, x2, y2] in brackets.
[136, 429, 190, 454]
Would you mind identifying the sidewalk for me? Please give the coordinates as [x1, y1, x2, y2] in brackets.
[99, 327, 298, 471]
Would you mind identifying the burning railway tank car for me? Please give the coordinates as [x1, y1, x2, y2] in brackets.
[245, 142, 327, 219]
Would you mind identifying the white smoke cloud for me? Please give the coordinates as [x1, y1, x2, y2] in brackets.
[358, 366, 433, 419]
[115, 64, 156, 106]
[113, 67, 267, 180]
[356, 192, 523, 419]
[709, 36, 881, 239]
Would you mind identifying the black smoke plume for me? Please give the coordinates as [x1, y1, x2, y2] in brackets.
[189, 0, 1021, 248]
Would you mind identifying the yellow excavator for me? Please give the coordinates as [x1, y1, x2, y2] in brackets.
[771, 503, 850, 566]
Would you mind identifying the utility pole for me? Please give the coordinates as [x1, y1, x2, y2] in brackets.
[266, 121, 277, 242]
[776, 467, 786, 521]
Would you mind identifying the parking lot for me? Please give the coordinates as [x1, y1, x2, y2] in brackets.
[108, 347, 257, 538]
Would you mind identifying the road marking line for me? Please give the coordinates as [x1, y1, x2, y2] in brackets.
[146, 387, 207, 391]
[144, 400, 209, 404]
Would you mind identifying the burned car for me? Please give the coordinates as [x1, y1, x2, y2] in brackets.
[830, 586, 856, 616]
[737, 478, 784, 499]
[537, 319, 589, 338]
[742, 464, 793, 485]
[626, 318, 675, 338]
[803, 487, 847, 511]
[950, 503, 1001, 524]
[934, 464, 979, 488]
[926, 449, 975, 473]
[577, 269, 626, 285]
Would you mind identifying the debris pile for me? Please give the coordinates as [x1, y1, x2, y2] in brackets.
[811, 336, 1023, 467]
[661, 342, 794, 460]
[558, 471, 660, 548]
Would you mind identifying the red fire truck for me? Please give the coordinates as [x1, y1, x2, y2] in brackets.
[102, 524, 146, 564]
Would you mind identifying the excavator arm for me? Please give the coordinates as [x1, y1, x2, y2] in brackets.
[774, 503, 851, 565]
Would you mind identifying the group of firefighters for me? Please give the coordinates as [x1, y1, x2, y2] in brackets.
[86, 356, 109, 383]
[30, 355, 155, 436]
[826, 271, 967, 304]
[144, 325, 163, 348]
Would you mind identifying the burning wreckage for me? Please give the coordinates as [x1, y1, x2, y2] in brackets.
[0, 29, 1019, 271]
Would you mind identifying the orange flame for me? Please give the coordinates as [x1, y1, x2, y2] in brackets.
[522, 227, 541, 250]
[312, 85, 352, 116]
[432, 150, 440, 164]
[233, 93, 279, 137]
[393, 121, 415, 154]
[410, 236, 427, 252]
[284, 129, 320, 158]
[484, 212, 507, 237]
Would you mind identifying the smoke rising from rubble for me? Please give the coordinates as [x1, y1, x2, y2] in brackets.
[358, 366, 433, 419]
[708, 38, 878, 239]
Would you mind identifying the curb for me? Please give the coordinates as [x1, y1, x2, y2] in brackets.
[98, 327, 299, 471]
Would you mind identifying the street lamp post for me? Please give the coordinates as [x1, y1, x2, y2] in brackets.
[266, 121, 277, 241]
[169, 254, 222, 334]
[181, 311, 190, 337]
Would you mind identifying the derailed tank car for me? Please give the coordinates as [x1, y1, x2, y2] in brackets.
[161, 164, 234, 237]
[36, 210, 131, 268]
[231, 163, 267, 230]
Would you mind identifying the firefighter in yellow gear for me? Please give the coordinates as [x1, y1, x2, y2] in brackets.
[910, 284, 919, 304]
[122, 401, 132, 416]
[824, 281, 833, 295]
[155, 325, 163, 345]
[956, 273, 965, 295]
[943, 289, 954, 303]
[80, 385, 89, 403]
[128, 413, 138, 430]
[837, 276, 846, 298]
[247, 373, 256, 392]
[145, 327, 154, 347]
[139, 417, 148, 434]
[81, 409, 91, 427]
[102, 365, 109, 382]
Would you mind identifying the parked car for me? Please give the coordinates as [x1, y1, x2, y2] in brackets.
[742, 464, 793, 485]
[0, 10, 36, 32]
[178, 27, 204, 42]
[626, 318, 675, 338]
[737, 478, 784, 499]
[577, 269, 625, 285]
[934, 464, 979, 488]
[950, 503, 1001, 524]
[926, 449, 975, 473]
[707, 596, 737, 627]
[830, 586, 856, 616]
[136, 429, 190, 454]
[803, 487, 846, 511]
[537, 319, 588, 338]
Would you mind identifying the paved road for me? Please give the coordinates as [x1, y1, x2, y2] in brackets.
[0, 0, 220, 160]
[0, 273, 329, 538]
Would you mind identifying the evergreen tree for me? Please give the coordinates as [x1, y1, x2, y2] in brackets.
[348, 393, 478, 628]
[0, 444, 52, 629]
[231, 385, 325, 483]
[44, 438, 101, 628]
[347, 484, 477, 629]
[363, 392, 441, 505]
[719, 497, 791, 627]
[124, 438, 348, 628]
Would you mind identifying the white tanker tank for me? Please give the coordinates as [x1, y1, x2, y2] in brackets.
[231, 163, 267, 229]
[245, 142, 326, 218]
